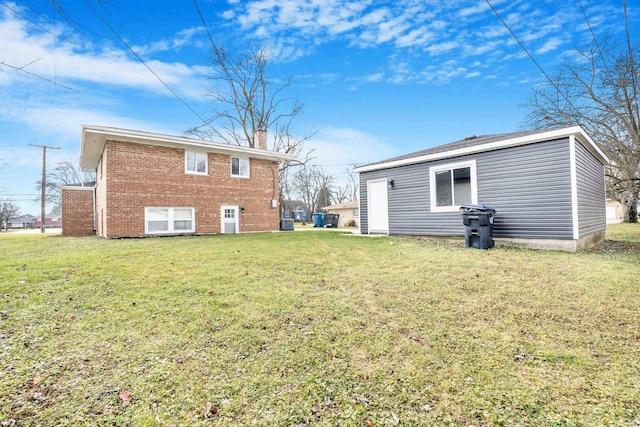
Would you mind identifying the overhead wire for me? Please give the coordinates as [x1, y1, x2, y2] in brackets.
[483, 0, 582, 120]
[0, 1, 77, 44]
[0, 60, 77, 90]
[192, 0, 217, 51]
[81, 0, 211, 126]
[191, 0, 276, 156]
[577, 0, 604, 61]
[622, 0, 640, 124]
[0, 1, 79, 90]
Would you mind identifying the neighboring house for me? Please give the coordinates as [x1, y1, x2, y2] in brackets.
[61, 125, 295, 238]
[354, 126, 609, 252]
[322, 200, 359, 227]
[605, 199, 624, 224]
[606, 199, 640, 223]
[7, 214, 36, 229]
[34, 214, 62, 228]
[281, 200, 310, 222]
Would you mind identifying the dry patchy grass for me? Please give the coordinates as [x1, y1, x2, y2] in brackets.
[0, 225, 639, 426]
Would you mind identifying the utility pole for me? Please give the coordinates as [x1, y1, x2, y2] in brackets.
[28, 144, 61, 233]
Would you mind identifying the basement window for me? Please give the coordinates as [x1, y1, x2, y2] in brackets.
[231, 157, 250, 178]
[429, 160, 477, 212]
[185, 151, 207, 175]
[145, 207, 195, 234]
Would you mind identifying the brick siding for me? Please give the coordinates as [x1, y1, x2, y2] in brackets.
[97, 140, 280, 238]
[61, 187, 94, 236]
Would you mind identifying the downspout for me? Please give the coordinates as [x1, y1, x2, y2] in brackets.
[93, 185, 97, 234]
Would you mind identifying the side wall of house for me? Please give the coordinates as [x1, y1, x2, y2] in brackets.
[103, 140, 280, 238]
[575, 139, 606, 237]
[360, 138, 575, 239]
[61, 187, 94, 236]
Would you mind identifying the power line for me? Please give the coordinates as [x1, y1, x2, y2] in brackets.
[577, 0, 604, 60]
[0, 1, 79, 90]
[483, 0, 581, 119]
[192, 0, 217, 51]
[623, 0, 640, 124]
[81, 0, 210, 125]
[0, 60, 77, 90]
[0, 1, 77, 44]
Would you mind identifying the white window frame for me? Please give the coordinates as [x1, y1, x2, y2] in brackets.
[231, 156, 250, 178]
[145, 207, 195, 234]
[429, 160, 478, 213]
[185, 151, 208, 175]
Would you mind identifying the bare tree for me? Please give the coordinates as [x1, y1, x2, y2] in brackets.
[35, 159, 95, 213]
[333, 184, 351, 204]
[0, 200, 21, 231]
[332, 165, 360, 203]
[346, 165, 360, 201]
[188, 46, 297, 146]
[185, 44, 316, 212]
[524, 37, 639, 223]
[291, 165, 335, 214]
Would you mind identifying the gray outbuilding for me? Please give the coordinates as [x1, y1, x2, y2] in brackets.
[353, 126, 609, 251]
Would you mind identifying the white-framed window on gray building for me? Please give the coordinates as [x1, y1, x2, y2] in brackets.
[145, 207, 195, 234]
[185, 151, 207, 175]
[231, 157, 250, 178]
[429, 160, 477, 212]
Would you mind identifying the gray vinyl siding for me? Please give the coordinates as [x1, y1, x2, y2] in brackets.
[575, 140, 606, 237]
[477, 138, 573, 239]
[360, 138, 575, 239]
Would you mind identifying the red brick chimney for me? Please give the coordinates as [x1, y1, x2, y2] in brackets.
[254, 129, 267, 150]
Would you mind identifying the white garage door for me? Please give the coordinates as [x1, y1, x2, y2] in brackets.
[367, 179, 389, 234]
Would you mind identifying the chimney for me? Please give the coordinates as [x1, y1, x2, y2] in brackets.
[254, 129, 267, 150]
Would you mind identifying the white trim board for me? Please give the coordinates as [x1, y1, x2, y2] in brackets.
[354, 126, 609, 174]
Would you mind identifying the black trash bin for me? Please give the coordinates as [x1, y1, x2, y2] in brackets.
[460, 204, 496, 249]
[324, 213, 335, 228]
[330, 214, 339, 228]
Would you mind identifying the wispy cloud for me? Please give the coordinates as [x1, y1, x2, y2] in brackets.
[535, 37, 563, 55]
[222, 0, 596, 85]
[131, 27, 207, 56]
[0, 7, 212, 99]
[0, 3, 213, 187]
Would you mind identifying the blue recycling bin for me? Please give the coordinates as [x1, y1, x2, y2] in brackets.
[313, 213, 325, 227]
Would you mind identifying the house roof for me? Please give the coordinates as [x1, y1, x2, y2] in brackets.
[60, 181, 96, 190]
[9, 214, 36, 222]
[322, 200, 358, 210]
[353, 126, 609, 173]
[79, 125, 297, 172]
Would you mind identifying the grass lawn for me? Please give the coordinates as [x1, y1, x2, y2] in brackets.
[1, 225, 639, 426]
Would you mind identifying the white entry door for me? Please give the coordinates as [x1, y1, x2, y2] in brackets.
[367, 179, 389, 234]
[220, 205, 239, 234]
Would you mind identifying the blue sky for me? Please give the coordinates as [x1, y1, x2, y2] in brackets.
[1, 0, 638, 214]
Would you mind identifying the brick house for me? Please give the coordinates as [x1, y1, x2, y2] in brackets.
[61, 125, 295, 238]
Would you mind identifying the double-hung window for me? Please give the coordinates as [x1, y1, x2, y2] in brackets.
[429, 160, 477, 212]
[145, 207, 195, 234]
[185, 151, 207, 175]
[231, 157, 250, 178]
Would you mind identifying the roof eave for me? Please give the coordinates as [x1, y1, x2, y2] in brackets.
[79, 125, 297, 172]
[354, 126, 609, 173]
